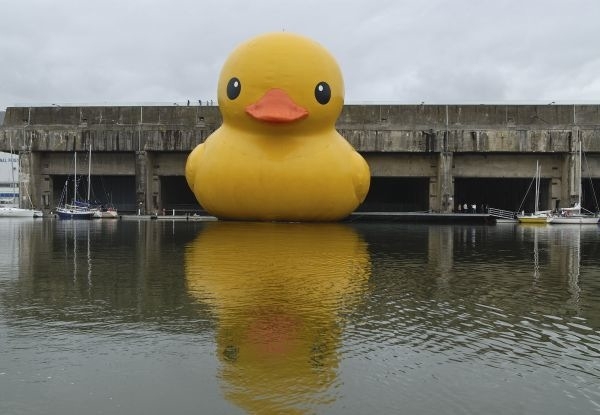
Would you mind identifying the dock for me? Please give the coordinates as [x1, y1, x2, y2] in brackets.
[115, 212, 499, 224]
[347, 212, 497, 224]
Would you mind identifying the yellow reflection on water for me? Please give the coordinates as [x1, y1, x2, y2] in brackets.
[184, 222, 370, 414]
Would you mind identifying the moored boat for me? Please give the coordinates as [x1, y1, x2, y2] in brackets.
[518, 214, 550, 224]
[517, 161, 550, 224]
[547, 204, 599, 225]
[56, 201, 97, 220]
[1, 149, 43, 218]
[93, 206, 118, 219]
[0, 206, 43, 218]
[55, 151, 97, 220]
[547, 216, 599, 225]
[547, 143, 599, 225]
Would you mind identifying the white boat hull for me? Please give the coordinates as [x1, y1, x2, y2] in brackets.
[547, 216, 599, 225]
[0, 207, 43, 218]
[93, 209, 118, 219]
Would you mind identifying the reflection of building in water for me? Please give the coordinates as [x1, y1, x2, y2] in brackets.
[427, 226, 453, 285]
[184, 222, 370, 414]
[11, 219, 121, 299]
[422, 224, 600, 319]
[517, 225, 599, 316]
[548, 226, 584, 311]
[0, 219, 36, 277]
[4, 220, 202, 326]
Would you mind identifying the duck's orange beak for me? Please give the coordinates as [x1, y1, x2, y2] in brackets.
[245, 89, 308, 123]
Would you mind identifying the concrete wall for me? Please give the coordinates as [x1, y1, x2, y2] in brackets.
[3, 104, 599, 153]
[1, 104, 599, 213]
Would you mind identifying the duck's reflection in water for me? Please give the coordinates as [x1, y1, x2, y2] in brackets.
[185, 222, 370, 414]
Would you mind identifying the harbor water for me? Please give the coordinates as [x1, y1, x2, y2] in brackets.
[1, 219, 600, 414]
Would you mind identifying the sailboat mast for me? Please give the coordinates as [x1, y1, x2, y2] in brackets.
[534, 161, 540, 213]
[9, 137, 16, 205]
[578, 141, 582, 207]
[73, 152, 77, 205]
[87, 144, 91, 202]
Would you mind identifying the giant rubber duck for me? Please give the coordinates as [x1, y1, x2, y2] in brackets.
[184, 222, 371, 413]
[185, 32, 370, 221]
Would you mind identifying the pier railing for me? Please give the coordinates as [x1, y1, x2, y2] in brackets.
[488, 207, 516, 220]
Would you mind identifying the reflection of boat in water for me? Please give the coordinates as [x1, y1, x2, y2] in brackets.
[548, 225, 587, 311]
[520, 224, 588, 312]
[56, 219, 118, 287]
[184, 222, 370, 414]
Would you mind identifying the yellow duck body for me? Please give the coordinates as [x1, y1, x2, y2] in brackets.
[185, 32, 370, 221]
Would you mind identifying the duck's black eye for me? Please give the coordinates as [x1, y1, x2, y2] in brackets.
[227, 77, 241, 100]
[314, 82, 331, 105]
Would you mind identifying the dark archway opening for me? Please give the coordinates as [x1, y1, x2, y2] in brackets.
[53, 175, 136, 212]
[357, 177, 429, 212]
[582, 178, 600, 213]
[454, 177, 550, 213]
[160, 176, 202, 213]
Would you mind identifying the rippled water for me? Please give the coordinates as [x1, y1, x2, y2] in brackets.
[1, 219, 599, 414]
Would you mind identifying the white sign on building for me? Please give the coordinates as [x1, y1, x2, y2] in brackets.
[0, 151, 19, 207]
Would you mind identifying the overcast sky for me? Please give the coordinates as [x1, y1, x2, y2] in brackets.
[1, 0, 599, 110]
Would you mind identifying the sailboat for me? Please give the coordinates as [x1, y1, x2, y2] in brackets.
[55, 148, 97, 220]
[92, 206, 118, 219]
[547, 142, 599, 225]
[0, 205, 43, 218]
[0, 146, 43, 218]
[89, 146, 118, 219]
[517, 161, 550, 224]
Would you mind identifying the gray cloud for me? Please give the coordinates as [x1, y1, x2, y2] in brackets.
[1, 0, 599, 109]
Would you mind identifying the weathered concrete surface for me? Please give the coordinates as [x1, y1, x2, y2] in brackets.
[3, 104, 599, 153]
[1, 104, 599, 213]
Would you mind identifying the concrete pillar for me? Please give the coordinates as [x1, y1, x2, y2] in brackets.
[437, 151, 454, 213]
[550, 174, 562, 212]
[135, 151, 155, 215]
[428, 176, 437, 212]
[565, 127, 582, 208]
[151, 174, 161, 213]
[437, 106, 455, 213]
[18, 150, 42, 210]
[41, 174, 52, 211]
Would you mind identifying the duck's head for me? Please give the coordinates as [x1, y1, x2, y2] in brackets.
[217, 32, 344, 133]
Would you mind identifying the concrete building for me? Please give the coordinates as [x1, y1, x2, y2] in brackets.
[1, 104, 599, 214]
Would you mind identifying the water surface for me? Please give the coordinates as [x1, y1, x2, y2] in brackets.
[1, 219, 599, 414]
